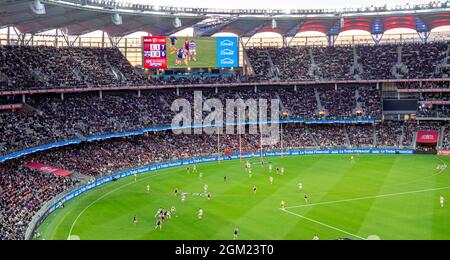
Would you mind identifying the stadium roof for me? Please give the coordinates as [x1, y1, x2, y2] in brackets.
[0, 0, 204, 36]
[0, 0, 449, 37]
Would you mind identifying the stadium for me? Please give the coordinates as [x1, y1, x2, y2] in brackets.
[1, 0, 450, 242]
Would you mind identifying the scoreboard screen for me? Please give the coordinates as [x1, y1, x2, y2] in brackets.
[143, 36, 239, 69]
[143, 36, 167, 69]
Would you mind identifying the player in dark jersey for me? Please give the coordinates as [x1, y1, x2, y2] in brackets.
[253, 185, 257, 194]
[155, 219, 162, 231]
[169, 36, 178, 54]
[184, 40, 190, 51]
[176, 48, 188, 66]
[207, 192, 212, 201]
[233, 226, 239, 240]
[224, 176, 227, 183]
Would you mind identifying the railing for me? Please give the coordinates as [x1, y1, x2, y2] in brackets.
[1, 78, 450, 96]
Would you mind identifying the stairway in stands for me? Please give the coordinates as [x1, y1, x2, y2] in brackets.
[349, 46, 364, 80]
[372, 125, 378, 147]
[439, 126, 446, 149]
[265, 50, 280, 81]
[343, 127, 351, 148]
[435, 43, 450, 77]
[391, 45, 408, 79]
[399, 125, 406, 148]
[306, 126, 319, 148]
[308, 49, 323, 80]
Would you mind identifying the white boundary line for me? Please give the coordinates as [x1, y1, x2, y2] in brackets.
[281, 185, 450, 240]
[281, 209, 366, 240]
[285, 186, 450, 210]
[67, 172, 166, 240]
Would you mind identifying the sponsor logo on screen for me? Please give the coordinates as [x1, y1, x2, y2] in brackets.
[220, 58, 235, 65]
[416, 131, 439, 144]
[220, 49, 235, 55]
[220, 40, 235, 47]
[217, 37, 238, 68]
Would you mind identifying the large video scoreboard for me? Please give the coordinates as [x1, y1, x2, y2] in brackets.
[143, 36, 239, 69]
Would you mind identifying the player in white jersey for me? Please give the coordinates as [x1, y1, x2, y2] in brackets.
[199, 172, 204, 179]
[181, 193, 186, 202]
[146, 184, 150, 193]
[245, 161, 251, 172]
[189, 40, 197, 61]
[280, 200, 285, 210]
[204, 184, 208, 193]
[171, 206, 176, 215]
[313, 234, 319, 240]
[198, 208, 204, 220]
[280, 167, 285, 176]
[298, 181, 303, 191]
[193, 165, 197, 173]
[155, 208, 163, 218]
[437, 165, 447, 171]
[269, 164, 273, 173]
[269, 176, 274, 185]
[441, 196, 445, 208]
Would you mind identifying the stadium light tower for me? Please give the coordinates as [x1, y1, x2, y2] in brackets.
[30, 0, 46, 15]
[173, 17, 182, 28]
[271, 19, 277, 29]
[112, 13, 123, 25]
[340, 16, 345, 28]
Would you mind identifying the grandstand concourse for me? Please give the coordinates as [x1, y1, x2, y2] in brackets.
[1, 0, 450, 244]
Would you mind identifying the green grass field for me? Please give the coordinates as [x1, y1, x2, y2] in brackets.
[166, 37, 217, 69]
[37, 155, 450, 240]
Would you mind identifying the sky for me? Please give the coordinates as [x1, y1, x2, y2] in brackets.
[115, 0, 439, 10]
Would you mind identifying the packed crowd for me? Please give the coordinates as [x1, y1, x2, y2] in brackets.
[402, 121, 444, 147]
[415, 90, 450, 118]
[0, 163, 78, 240]
[1, 42, 448, 91]
[247, 42, 449, 82]
[0, 86, 382, 156]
